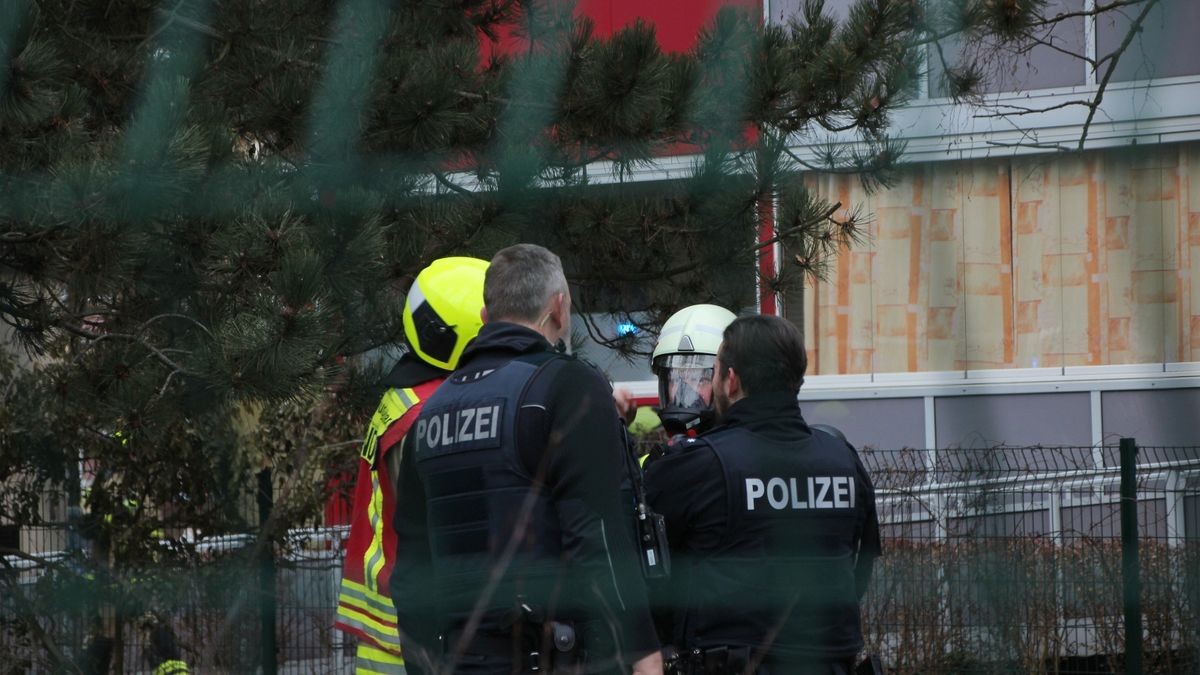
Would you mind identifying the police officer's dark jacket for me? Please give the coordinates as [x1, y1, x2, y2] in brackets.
[644, 391, 881, 665]
[390, 322, 659, 671]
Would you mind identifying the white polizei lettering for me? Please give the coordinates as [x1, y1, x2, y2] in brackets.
[767, 478, 788, 509]
[833, 477, 850, 508]
[439, 412, 454, 446]
[745, 478, 765, 511]
[426, 416, 441, 448]
[789, 478, 807, 509]
[458, 407, 476, 442]
[415, 419, 427, 446]
[814, 477, 833, 508]
[474, 405, 492, 439]
[743, 475, 855, 511]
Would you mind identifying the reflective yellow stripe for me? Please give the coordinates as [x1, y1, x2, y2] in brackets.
[153, 660, 189, 675]
[364, 473, 386, 592]
[337, 605, 401, 646]
[340, 578, 396, 612]
[339, 584, 396, 627]
[338, 594, 396, 626]
[357, 641, 405, 672]
[397, 387, 418, 409]
[360, 389, 413, 465]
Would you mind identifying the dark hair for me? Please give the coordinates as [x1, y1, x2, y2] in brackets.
[718, 315, 807, 396]
[484, 244, 568, 322]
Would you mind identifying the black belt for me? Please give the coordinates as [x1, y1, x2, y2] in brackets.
[669, 645, 755, 675]
[445, 623, 579, 673]
[445, 628, 518, 655]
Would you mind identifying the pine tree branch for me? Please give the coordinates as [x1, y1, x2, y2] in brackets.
[453, 89, 555, 111]
[0, 227, 65, 243]
[84, 333, 197, 376]
[430, 170, 478, 198]
[141, 313, 214, 340]
[568, 202, 840, 283]
[782, 146, 881, 175]
[757, 202, 842, 251]
[572, 305, 646, 354]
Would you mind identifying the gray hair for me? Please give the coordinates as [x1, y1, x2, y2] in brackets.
[484, 244, 569, 323]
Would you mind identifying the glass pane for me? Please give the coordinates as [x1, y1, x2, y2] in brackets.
[1097, 0, 1200, 82]
[934, 392, 1092, 448]
[927, 0, 1085, 96]
[800, 397, 926, 450]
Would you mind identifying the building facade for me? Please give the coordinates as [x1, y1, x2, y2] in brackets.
[595, 0, 1200, 454]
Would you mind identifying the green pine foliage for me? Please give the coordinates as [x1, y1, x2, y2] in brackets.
[0, 0, 1056, 602]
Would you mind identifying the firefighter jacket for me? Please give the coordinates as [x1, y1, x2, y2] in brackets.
[644, 391, 881, 668]
[335, 355, 446, 656]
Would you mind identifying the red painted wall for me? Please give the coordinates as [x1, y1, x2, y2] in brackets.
[485, 0, 761, 58]
[578, 0, 760, 49]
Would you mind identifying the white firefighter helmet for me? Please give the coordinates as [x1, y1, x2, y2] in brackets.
[651, 304, 737, 435]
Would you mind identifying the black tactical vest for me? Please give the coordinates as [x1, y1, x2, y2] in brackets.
[411, 353, 565, 621]
[677, 426, 865, 663]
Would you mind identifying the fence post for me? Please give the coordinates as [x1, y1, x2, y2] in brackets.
[257, 468, 278, 675]
[1119, 437, 1142, 675]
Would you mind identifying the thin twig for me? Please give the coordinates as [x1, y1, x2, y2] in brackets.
[1078, 0, 1159, 150]
[85, 332, 197, 376]
[974, 100, 1095, 118]
[430, 170, 478, 198]
[1028, 0, 1151, 28]
[141, 313, 215, 339]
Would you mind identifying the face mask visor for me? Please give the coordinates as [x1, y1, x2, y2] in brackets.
[653, 353, 717, 415]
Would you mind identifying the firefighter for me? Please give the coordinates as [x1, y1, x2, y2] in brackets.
[644, 315, 881, 675]
[335, 256, 489, 675]
[650, 304, 738, 440]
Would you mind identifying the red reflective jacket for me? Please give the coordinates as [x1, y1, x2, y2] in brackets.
[335, 378, 442, 655]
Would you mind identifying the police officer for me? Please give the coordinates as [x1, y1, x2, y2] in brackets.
[336, 257, 489, 674]
[644, 315, 880, 675]
[390, 244, 662, 675]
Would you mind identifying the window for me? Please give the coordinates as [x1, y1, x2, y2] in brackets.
[1097, 0, 1200, 82]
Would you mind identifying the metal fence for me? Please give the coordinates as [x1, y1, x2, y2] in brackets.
[0, 469, 355, 674]
[859, 442, 1200, 674]
[4, 442, 1199, 673]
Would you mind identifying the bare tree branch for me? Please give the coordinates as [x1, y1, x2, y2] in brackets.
[973, 100, 1095, 118]
[1079, 0, 1160, 150]
[1029, 0, 1151, 28]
